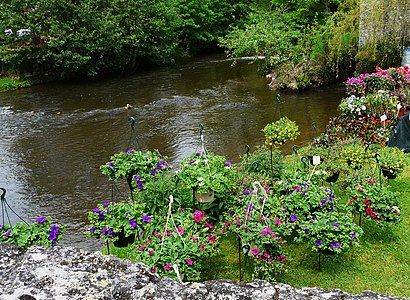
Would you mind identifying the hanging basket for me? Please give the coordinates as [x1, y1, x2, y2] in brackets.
[195, 189, 215, 203]
[382, 168, 397, 179]
[113, 231, 135, 248]
[325, 171, 340, 183]
[320, 248, 337, 256]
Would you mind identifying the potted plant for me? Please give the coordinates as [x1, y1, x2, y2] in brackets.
[0, 217, 64, 248]
[376, 146, 409, 179]
[262, 116, 300, 180]
[295, 211, 363, 255]
[347, 179, 401, 226]
[100, 149, 170, 196]
[130, 209, 219, 282]
[340, 139, 371, 170]
[224, 182, 290, 281]
[178, 152, 238, 202]
[85, 201, 149, 247]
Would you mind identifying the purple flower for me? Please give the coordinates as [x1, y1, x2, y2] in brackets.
[4, 230, 11, 237]
[108, 161, 114, 167]
[350, 232, 356, 240]
[225, 160, 231, 167]
[228, 210, 235, 215]
[98, 213, 105, 220]
[315, 240, 322, 247]
[330, 241, 340, 248]
[304, 228, 309, 234]
[142, 215, 151, 223]
[134, 175, 141, 182]
[129, 219, 137, 228]
[289, 214, 297, 223]
[242, 190, 252, 195]
[89, 227, 96, 233]
[332, 222, 339, 227]
[36, 217, 47, 224]
[158, 154, 164, 159]
[93, 207, 100, 213]
[102, 202, 110, 207]
[102, 227, 108, 235]
[137, 181, 145, 190]
[259, 197, 265, 203]
[150, 169, 157, 175]
[127, 150, 135, 154]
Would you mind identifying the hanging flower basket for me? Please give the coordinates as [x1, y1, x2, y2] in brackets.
[381, 168, 397, 180]
[195, 189, 215, 203]
[325, 171, 340, 183]
[113, 231, 135, 248]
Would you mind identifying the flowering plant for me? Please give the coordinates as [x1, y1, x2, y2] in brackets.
[224, 182, 289, 281]
[281, 180, 338, 224]
[85, 201, 149, 244]
[100, 149, 170, 192]
[295, 211, 363, 254]
[338, 95, 368, 116]
[376, 146, 409, 175]
[0, 217, 64, 248]
[262, 117, 300, 146]
[340, 139, 371, 170]
[130, 209, 219, 281]
[347, 179, 401, 225]
[178, 152, 238, 194]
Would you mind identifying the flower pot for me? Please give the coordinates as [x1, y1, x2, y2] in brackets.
[320, 248, 337, 255]
[308, 155, 321, 165]
[381, 168, 396, 179]
[195, 189, 215, 203]
[113, 232, 135, 248]
[325, 171, 340, 183]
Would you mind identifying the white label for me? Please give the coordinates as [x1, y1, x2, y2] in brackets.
[313, 156, 321, 165]
[380, 114, 387, 122]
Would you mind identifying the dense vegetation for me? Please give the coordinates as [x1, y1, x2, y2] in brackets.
[1, 0, 408, 90]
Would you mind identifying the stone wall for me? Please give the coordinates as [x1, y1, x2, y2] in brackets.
[359, 0, 410, 48]
[0, 244, 408, 300]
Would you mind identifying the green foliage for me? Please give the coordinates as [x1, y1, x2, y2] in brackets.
[0, 217, 64, 248]
[262, 117, 300, 146]
[240, 146, 285, 180]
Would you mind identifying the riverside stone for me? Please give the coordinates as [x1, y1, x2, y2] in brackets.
[0, 244, 408, 300]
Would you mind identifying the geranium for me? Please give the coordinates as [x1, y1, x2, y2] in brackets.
[347, 178, 401, 225]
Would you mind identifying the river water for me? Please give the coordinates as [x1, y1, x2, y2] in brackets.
[0, 54, 346, 250]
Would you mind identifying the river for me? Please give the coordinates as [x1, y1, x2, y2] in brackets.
[0, 54, 346, 250]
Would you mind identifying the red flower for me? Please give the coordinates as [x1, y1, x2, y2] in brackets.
[365, 207, 373, 214]
[364, 199, 371, 205]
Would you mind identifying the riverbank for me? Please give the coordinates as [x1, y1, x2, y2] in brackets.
[0, 77, 31, 92]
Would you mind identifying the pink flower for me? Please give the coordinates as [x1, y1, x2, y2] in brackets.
[274, 217, 281, 225]
[138, 246, 145, 251]
[261, 230, 267, 236]
[266, 227, 272, 234]
[257, 255, 263, 261]
[186, 259, 193, 265]
[251, 248, 259, 256]
[364, 199, 371, 205]
[177, 227, 185, 234]
[205, 222, 214, 229]
[164, 264, 171, 271]
[208, 235, 216, 243]
[225, 221, 231, 226]
[148, 249, 154, 255]
[270, 234, 277, 239]
[193, 210, 205, 222]
[263, 252, 269, 258]
[200, 243, 206, 250]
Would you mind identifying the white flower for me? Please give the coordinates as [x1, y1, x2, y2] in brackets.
[198, 177, 204, 181]
[16, 28, 31, 37]
[4, 29, 12, 35]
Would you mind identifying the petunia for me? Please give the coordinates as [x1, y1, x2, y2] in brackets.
[289, 214, 297, 223]
[251, 248, 259, 256]
[4, 230, 11, 237]
[177, 227, 185, 234]
[332, 222, 339, 227]
[200, 244, 206, 251]
[36, 217, 47, 223]
[315, 240, 322, 247]
[164, 264, 171, 271]
[93, 207, 100, 213]
[186, 259, 193, 265]
[142, 215, 151, 223]
[128, 219, 137, 228]
[208, 235, 216, 243]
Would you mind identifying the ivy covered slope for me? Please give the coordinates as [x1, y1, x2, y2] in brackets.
[0, 0, 251, 82]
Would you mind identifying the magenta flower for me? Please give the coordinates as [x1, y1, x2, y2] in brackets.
[200, 244, 206, 250]
[208, 235, 216, 243]
[177, 227, 185, 234]
[164, 264, 171, 271]
[251, 248, 259, 256]
[186, 259, 193, 265]
[148, 249, 154, 255]
[193, 210, 205, 223]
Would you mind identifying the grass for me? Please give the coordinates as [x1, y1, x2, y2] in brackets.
[201, 167, 410, 298]
[0, 77, 31, 92]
